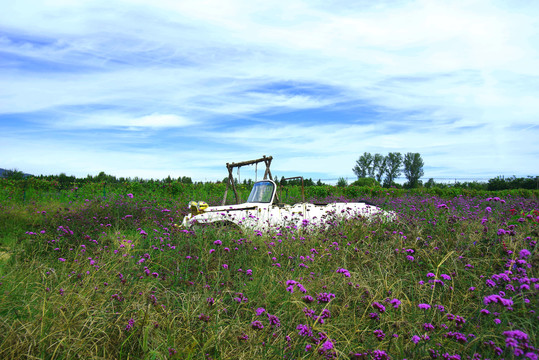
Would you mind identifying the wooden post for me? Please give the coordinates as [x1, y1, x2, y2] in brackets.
[228, 167, 239, 204]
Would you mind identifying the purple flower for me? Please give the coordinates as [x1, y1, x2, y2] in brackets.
[519, 249, 531, 259]
[390, 298, 401, 309]
[125, 318, 135, 331]
[214, 240, 222, 246]
[445, 331, 467, 344]
[336, 268, 351, 277]
[503, 329, 529, 342]
[319, 340, 334, 354]
[455, 315, 466, 327]
[267, 314, 281, 328]
[127, 193, 134, 198]
[418, 303, 431, 310]
[372, 350, 390, 360]
[483, 294, 513, 308]
[297, 324, 313, 337]
[233, 293, 248, 303]
[320, 308, 331, 319]
[374, 329, 385, 340]
[372, 302, 386, 313]
[251, 320, 264, 330]
[255, 307, 266, 316]
[317, 292, 336, 303]
[505, 337, 519, 348]
[411, 335, 421, 344]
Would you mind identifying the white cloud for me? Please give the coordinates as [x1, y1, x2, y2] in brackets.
[0, 0, 538, 181]
[52, 113, 194, 129]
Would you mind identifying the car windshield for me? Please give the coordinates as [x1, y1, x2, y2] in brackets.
[247, 181, 275, 203]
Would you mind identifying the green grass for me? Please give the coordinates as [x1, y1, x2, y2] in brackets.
[0, 191, 537, 359]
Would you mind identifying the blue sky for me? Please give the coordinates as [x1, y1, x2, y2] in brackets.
[1, 0, 538, 183]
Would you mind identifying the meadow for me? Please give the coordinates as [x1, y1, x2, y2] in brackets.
[0, 180, 537, 359]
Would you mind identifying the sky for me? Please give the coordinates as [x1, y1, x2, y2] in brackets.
[1, 0, 538, 184]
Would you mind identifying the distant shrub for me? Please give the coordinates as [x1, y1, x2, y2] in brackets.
[351, 177, 381, 187]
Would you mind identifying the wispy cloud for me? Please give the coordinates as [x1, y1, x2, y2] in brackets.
[1, 0, 538, 181]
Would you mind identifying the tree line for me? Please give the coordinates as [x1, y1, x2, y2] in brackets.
[2, 167, 537, 191]
[0, 169, 195, 190]
[352, 152, 424, 188]
[424, 176, 539, 191]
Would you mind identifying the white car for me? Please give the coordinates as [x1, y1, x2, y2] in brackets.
[181, 179, 396, 232]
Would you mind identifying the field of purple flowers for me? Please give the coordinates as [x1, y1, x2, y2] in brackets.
[0, 191, 537, 359]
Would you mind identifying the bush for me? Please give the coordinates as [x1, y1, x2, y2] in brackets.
[351, 177, 381, 187]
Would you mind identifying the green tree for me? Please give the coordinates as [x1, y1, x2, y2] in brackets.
[372, 153, 386, 183]
[304, 178, 315, 186]
[95, 171, 117, 183]
[383, 152, 402, 187]
[353, 152, 373, 178]
[57, 172, 75, 190]
[2, 168, 25, 180]
[337, 177, 348, 187]
[403, 152, 424, 188]
[181, 176, 193, 184]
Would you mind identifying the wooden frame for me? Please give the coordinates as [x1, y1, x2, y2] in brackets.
[222, 155, 275, 205]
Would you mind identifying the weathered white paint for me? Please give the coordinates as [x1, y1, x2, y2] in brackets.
[181, 180, 396, 232]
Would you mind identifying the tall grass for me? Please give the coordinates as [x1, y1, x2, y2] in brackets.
[0, 190, 537, 359]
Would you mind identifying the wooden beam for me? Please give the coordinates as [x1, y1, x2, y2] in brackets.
[224, 155, 274, 204]
[226, 155, 273, 169]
